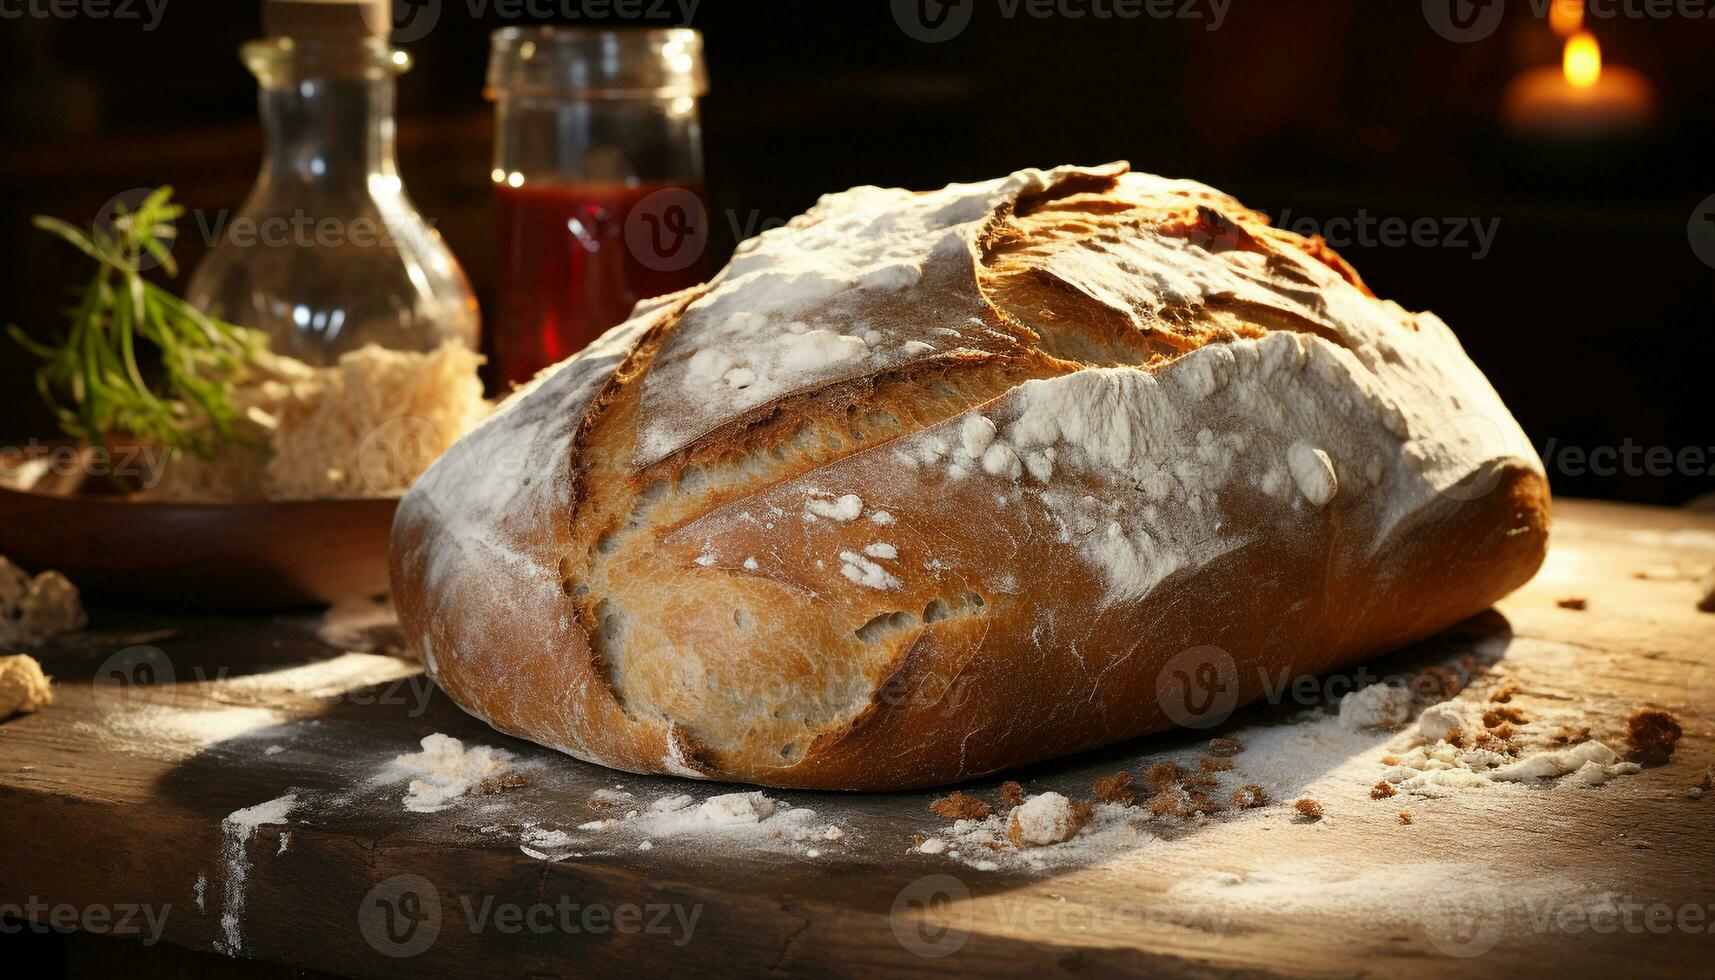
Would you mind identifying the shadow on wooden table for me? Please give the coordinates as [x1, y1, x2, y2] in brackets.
[62, 605, 1519, 977]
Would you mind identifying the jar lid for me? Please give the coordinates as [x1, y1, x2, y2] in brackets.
[486, 27, 708, 100]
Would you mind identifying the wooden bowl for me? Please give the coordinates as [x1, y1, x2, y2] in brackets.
[0, 449, 396, 611]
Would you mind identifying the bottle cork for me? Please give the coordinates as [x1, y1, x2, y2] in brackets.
[262, 0, 392, 40]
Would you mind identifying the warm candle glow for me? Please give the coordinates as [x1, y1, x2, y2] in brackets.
[1564, 32, 1602, 89]
[1549, 0, 1584, 37]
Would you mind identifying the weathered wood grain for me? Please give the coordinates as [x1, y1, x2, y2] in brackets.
[1, 499, 1711, 978]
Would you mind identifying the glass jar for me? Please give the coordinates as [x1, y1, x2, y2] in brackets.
[187, 15, 479, 365]
[486, 27, 710, 384]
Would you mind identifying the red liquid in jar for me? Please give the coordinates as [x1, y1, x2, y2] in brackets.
[492, 180, 710, 384]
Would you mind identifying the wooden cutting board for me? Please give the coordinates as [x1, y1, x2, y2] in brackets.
[1, 498, 1711, 978]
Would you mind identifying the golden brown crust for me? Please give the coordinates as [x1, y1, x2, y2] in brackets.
[392, 164, 1550, 790]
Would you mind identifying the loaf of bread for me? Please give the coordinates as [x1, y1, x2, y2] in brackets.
[391, 163, 1548, 790]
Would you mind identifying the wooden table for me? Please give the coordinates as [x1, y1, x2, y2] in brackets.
[3, 499, 1712, 978]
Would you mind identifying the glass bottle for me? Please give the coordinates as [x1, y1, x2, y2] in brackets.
[486, 27, 709, 384]
[187, 7, 479, 365]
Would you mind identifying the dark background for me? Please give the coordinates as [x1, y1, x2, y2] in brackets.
[3, 0, 1712, 504]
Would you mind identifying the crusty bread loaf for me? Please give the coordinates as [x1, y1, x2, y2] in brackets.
[390, 163, 1549, 790]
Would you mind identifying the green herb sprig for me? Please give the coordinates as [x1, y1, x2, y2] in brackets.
[7, 187, 266, 459]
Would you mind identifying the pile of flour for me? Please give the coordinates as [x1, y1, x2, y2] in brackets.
[385, 733, 516, 812]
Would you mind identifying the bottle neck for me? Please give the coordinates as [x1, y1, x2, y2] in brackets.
[259, 74, 398, 188]
[245, 38, 407, 191]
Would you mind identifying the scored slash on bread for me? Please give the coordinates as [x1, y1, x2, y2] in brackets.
[390, 163, 1550, 790]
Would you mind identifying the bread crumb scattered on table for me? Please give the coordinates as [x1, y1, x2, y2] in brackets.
[1556, 596, 1588, 610]
[1207, 737, 1244, 757]
[1293, 799, 1323, 820]
[1483, 706, 1528, 727]
[1231, 785, 1268, 809]
[998, 780, 1025, 808]
[0, 654, 53, 720]
[1626, 709, 1682, 762]
[1145, 761, 1183, 790]
[930, 791, 992, 821]
[1370, 781, 1397, 800]
[1091, 772, 1136, 805]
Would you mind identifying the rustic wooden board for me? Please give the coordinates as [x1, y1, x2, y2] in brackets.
[2, 498, 1712, 978]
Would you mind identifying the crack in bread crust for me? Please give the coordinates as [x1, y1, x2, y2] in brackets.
[393, 162, 1549, 789]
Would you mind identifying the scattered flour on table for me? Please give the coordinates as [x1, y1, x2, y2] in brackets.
[386, 733, 515, 812]
[917, 666, 1647, 872]
[522, 791, 842, 860]
[1338, 683, 1411, 731]
[216, 794, 297, 955]
[519, 824, 579, 862]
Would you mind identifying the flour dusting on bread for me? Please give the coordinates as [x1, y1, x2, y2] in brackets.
[393, 163, 1550, 790]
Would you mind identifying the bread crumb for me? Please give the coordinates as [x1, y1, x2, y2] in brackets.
[1488, 679, 1519, 703]
[1398, 811, 1414, 824]
[480, 773, 530, 794]
[999, 781, 1025, 808]
[1380, 755, 1400, 766]
[1091, 772, 1136, 805]
[1006, 792, 1090, 846]
[1293, 799, 1323, 820]
[1231, 785, 1268, 809]
[1556, 596, 1588, 610]
[1207, 737, 1244, 757]
[929, 791, 991, 821]
[1488, 722, 1517, 742]
[1145, 761, 1184, 790]
[1483, 706, 1528, 728]
[1551, 725, 1592, 746]
[1198, 756, 1234, 773]
[1183, 772, 1220, 790]
[1626, 709, 1682, 763]
[1414, 665, 1465, 700]
[1148, 786, 1218, 818]
[1370, 780, 1397, 800]
[0, 654, 54, 719]
[1148, 786, 1191, 817]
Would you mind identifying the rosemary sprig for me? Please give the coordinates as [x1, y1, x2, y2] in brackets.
[7, 187, 267, 459]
